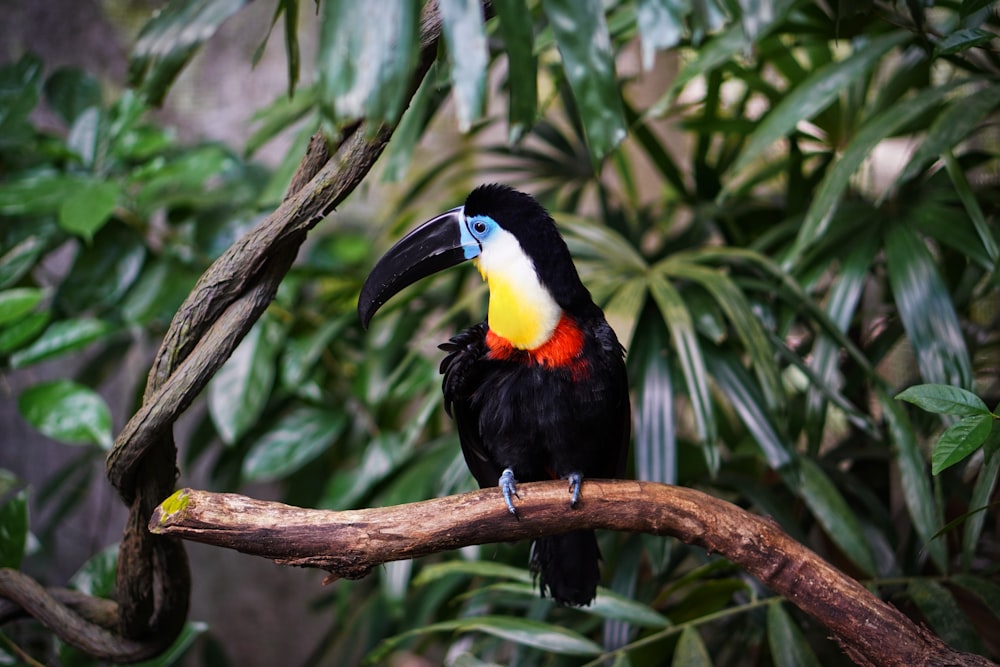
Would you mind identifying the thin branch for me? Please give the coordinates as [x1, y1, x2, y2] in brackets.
[149, 481, 995, 667]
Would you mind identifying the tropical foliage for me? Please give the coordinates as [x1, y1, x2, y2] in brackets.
[2, 0, 999, 665]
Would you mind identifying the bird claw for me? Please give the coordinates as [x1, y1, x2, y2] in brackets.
[567, 472, 583, 507]
[499, 468, 519, 516]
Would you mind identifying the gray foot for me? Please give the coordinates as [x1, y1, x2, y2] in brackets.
[567, 472, 583, 507]
[499, 467, 519, 516]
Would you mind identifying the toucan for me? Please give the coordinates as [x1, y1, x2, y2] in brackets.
[358, 184, 630, 606]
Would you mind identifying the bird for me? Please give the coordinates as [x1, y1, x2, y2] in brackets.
[358, 184, 630, 606]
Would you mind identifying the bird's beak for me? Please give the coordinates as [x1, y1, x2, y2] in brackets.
[358, 206, 480, 328]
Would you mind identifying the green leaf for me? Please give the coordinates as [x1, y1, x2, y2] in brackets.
[493, 0, 537, 143]
[935, 27, 995, 56]
[629, 306, 677, 484]
[648, 274, 718, 468]
[636, 0, 685, 69]
[439, 0, 488, 131]
[54, 224, 147, 316]
[706, 350, 793, 471]
[367, 615, 602, 664]
[0, 288, 44, 326]
[672, 626, 712, 667]
[413, 560, 533, 586]
[0, 311, 51, 355]
[880, 392, 948, 572]
[58, 180, 121, 241]
[242, 406, 347, 482]
[790, 80, 959, 264]
[767, 603, 822, 667]
[932, 414, 994, 474]
[0, 233, 48, 289]
[9, 318, 112, 368]
[586, 588, 671, 628]
[17, 380, 113, 448]
[318, 0, 420, 125]
[730, 31, 910, 177]
[943, 151, 1000, 267]
[897, 83, 1000, 187]
[44, 68, 102, 126]
[962, 448, 1000, 569]
[884, 223, 973, 389]
[69, 543, 118, 598]
[540, 0, 627, 163]
[0, 172, 83, 216]
[896, 384, 990, 417]
[129, 0, 252, 105]
[130, 622, 208, 667]
[0, 490, 29, 569]
[950, 574, 1000, 622]
[208, 316, 282, 444]
[794, 457, 878, 575]
[0, 54, 43, 143]
[908, 580, 987, 655]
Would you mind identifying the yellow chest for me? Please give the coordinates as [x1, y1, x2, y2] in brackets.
[473, 229, 561, 350]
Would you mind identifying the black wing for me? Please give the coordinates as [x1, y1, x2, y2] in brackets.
[438, 322, 500, 487]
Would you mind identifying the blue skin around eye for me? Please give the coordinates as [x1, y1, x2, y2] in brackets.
[461, 213, 497, 260]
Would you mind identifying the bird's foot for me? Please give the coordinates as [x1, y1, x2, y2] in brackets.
[567, 472, 583, 507]
[499, 467, 519, 516]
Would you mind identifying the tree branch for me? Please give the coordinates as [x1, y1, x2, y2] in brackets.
[149, 481, 995, 667]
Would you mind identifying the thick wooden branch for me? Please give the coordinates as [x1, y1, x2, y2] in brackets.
[149, 481, 995, 667]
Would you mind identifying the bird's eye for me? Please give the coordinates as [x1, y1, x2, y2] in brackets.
[473, 220, 488, 234]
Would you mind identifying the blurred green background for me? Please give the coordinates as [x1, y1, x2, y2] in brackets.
[1, 1, 998, 665]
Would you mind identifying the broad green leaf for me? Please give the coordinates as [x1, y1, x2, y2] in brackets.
[654, 22, 745, 114]
[44, 68, 102, 126]
[0, 489, 29, 569]
[0, 234, 48, 289]
[54, 223, 146, 316]
[381, 63, 446, 183]
[439, 0, 488, 131]
[962, 448, 1000, 569]
[129, 0, 251, 105]
[884, 223, 973, 389]
[208, 316, 282, 445]
[0, 54, 43, 143]
[493, 0, 538, 143]
[0, 288, 44, 326]
[908, 580, 987, 655]
[767, 603, 821, 667]
[672, 626, 712, 667]
[413, 560, 533, 586]
[896, 83, 1000, 187]
[629, 306, 676, 484]
[368, 615, 602, 663]
[318, 0, 420, 124]
[664, 257, 783, 413]
[0, 172, 84, 216]
[0, 311, 51, 355]
[880, 392, 948, 572]
[541, 0, 627, 163]
[69, 543, 118, 598]
[320, 433, 410, 510]
[57, 180, 121, 241]
[17, 380, 113, 449]
[730, 31, 909, 177]
[932, 414, 994, 474]
[935, 27, 995, 56]
[804, 229, 878, 449]
[794, 457, 878, 575]
[9, 318, 112, 368]
[648, 274, 717, 468]
[706, 351, 793, 471]
[943, 151, 1000, 267]
[242, 406, 347, 482]
[586, 588, 671, 628]
[66, 106, 102, 167]
[896, 384, 990, 417]
[790, 80, 959, 265]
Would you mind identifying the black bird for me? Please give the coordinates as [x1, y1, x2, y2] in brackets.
[358, 184, 630, 606]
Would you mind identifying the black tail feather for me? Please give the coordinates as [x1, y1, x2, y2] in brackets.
[530, 530, 601, 606]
